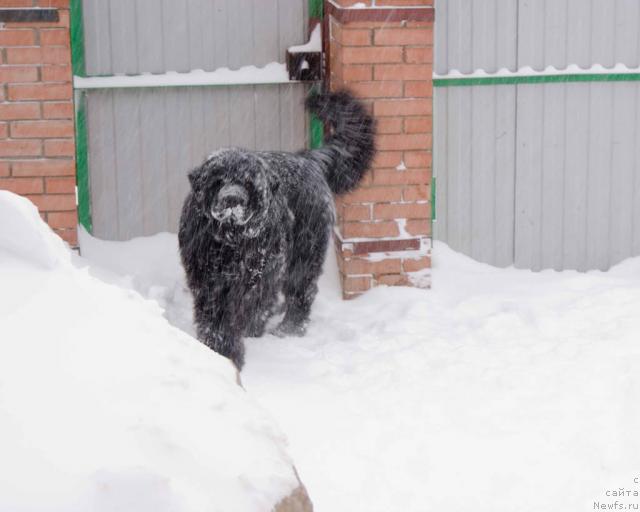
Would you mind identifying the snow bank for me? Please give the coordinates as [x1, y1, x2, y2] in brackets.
[0, 190, 70, 269]
[0, 192, 301, 512]
[79, 223, 640, 512]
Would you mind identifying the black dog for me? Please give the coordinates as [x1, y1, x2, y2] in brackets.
[178, 90, 375, 369]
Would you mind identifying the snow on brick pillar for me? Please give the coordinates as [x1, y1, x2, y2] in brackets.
[0, 2, 77, 246]
[325, 0, 434, 298]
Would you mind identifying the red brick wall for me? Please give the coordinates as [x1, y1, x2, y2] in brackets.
[326, 0, 433, 298]
[0, 0, 77, 246]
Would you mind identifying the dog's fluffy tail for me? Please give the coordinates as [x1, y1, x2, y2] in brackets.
[305, 90, 376, 195]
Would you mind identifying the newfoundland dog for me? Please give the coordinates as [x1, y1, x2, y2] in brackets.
[178, 90, 375, 370]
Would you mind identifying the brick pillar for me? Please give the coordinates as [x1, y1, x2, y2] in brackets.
[326, 0, 434, 298]
[0, 1, 77, 246]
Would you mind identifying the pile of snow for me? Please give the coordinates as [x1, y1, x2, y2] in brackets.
[288, 24, 322, 53]
[0, 192, 301, 512]
[78, 213, 640, 512]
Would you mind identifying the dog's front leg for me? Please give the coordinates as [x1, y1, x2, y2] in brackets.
[194, 289, 246, 370]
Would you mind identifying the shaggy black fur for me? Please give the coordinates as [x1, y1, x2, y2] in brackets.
[178, 90, 375, 369]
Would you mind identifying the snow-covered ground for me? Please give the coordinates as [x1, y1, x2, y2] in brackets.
[78, 217, 640, 510]
[3, 189, 639, 511]
[0, 192, 302, 512]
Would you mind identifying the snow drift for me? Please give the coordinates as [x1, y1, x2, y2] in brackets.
[78, 203, 640, 512]
[0, 191, 307, 512]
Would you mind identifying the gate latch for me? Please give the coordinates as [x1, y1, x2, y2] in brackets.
[286, 24, 323, 82]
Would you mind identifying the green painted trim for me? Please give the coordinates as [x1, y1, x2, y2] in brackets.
[70, 0, 90, 232]
[430, 176, 436, 222]
[434, 73, 640, 87]
[309, 0, 323, 19]
[310, 112, 324, 149]
[75, 92, 92, 232]
[308, 0, 324, 149]
[70, 0, 85, 77]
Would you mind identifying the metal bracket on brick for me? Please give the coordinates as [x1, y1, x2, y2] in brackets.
[0, 9, 59, 23]
[286, 51, 322, 82]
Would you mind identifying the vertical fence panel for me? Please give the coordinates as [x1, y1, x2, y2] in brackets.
[471, 0, 496, 74]
[493, 86, 517, 267]
[517, 0, 546, 70]
[83, 0, 309, 240]
[82, 0, 306, 74]
[164, 89, 192, 230]
[277, 0, 306, 64]
[434, 0, 448, 74]
[562, 84, 590, 270]
[83, 0, 112, 76]
[162, 0, 189, 72]
[109, 0, 138, 74]
[139, 89, 169, 236]
[113, 93, 144, 240]
[609, 83, 637, 266]
[566, 0, 592, 68]
[253, 0, 280, 68]
[436, 0, 640, 271]
[446, 87, 473, 255]
[590, 0, 616, 68]
[135, 0, 164, 74]
[539, 83, 566, 270]
[586, 83, 614, 270]
[212, 0, 230, 69]
[87, 86, 308, 238]
[87, 92, 117, 240]
[543, 0, 568, 69]
[514, 84, 544, 270]
[614, 0, 640, 67]
[469, 86, 497, 264]
[255, 86, 282, 151]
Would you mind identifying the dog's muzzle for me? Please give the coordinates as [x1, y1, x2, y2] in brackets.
[211, 184, 252, 225]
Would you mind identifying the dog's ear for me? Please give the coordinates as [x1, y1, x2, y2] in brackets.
[188, 166, 205, 190]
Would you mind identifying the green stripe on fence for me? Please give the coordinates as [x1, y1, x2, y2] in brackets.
[430, 177, 436, 223]
[70, 0, 91, 232]
[433, 73, 640, 87]
[309, 0, 323, 18]
[74, 94, 92, 233]
[308, 0, 324, 149]
[70, 0, 85, 78]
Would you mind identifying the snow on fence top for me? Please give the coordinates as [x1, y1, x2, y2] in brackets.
[74, 62, 291, 90]
[288, 24, 322, 53]
[76, 24, 326, 90]
[434, 63, 640, 80]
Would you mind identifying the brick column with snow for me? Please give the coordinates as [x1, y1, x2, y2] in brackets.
[0, 1, 77, 246]
[326, 0, 434, 298]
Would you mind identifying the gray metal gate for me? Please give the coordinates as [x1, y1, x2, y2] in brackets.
[78, 0, 309, 240]
[434, 0, 640, 271]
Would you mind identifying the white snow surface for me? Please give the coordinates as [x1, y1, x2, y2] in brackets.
[76, 215, 640, 510]
[0, 192, 299, 512]
[288, 24, 322, 53]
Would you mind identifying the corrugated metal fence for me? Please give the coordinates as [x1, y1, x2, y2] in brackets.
[434, 0, 640, 271]
[81, 0, 309, 240]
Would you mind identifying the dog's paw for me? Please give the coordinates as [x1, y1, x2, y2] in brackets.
[271, 321, 307, 338]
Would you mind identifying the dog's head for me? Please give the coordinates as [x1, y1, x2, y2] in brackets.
[187, 148, 279, 244]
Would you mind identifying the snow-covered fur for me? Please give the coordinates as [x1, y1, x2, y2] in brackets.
[178, 90, 375, 369]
